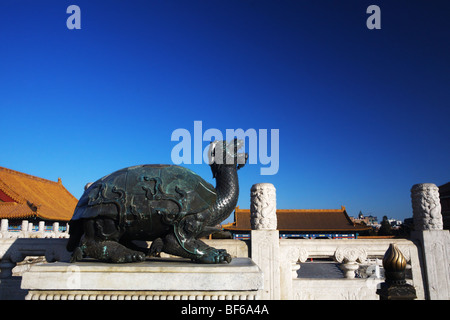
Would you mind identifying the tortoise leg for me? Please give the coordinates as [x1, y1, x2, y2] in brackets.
[149, 238, 164, 257]
[119, 239, 150, 256]
[79, 219, 145, 263]
[162, 233, 231, 263]
[82, 239, 146, 263]
[162, 213, 231, 264]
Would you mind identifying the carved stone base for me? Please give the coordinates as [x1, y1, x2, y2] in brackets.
[21, 257, 263, 300]
[376, 282, 417, 300]
[25, 290, 260, 300]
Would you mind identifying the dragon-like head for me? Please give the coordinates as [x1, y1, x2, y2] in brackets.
[208, 139, 248, 177]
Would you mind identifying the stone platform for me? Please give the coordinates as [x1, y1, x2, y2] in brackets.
[21, 257, 263, 300]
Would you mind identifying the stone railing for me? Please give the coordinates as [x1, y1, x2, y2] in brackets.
[279, 238, 424, 299]
[209, 236, 426, 299]
[0, 219, 70, 239]
[247, 182, 448, 300]
[0, 238, 71, 299]
[0, 236, 426, 300]
[0, 182, 448, 300]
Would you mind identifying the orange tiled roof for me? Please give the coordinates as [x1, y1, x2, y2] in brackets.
[0, 166, 78, 221]
[223, 206, 372, 232]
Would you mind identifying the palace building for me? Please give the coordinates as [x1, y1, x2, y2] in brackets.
[0, 166, 78, 236]
[223, 206, 372, 240]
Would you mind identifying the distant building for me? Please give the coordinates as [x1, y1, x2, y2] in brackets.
[351, 211, 378, 226]
[0, 166, 78, 236]
[223, 206, 372, 240]
[439, 182, 450, 230]
[388, 218, 403, 227]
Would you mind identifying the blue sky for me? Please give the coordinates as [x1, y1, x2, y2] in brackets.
[0, 0, 449, 223]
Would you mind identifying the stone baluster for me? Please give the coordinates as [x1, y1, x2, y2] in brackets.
[38, 221, 45, 238]
[280, 246, 308, 299]
[250, 183, 280, 299]
[20, 220, 29, 238]
[1, 219, 8, 238]
[334, 247, 367, 279]
[53, 222, 60, 238]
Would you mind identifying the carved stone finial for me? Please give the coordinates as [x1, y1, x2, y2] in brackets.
[411, 183, 443, 231]
[250, 183, 277, 230]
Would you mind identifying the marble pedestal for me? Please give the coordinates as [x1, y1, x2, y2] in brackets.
[411, 230, 450, 300]
[21, 258, 263, 300]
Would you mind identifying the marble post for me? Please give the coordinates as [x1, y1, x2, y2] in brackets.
[410, 183, 450, 300]
[411, 183, 443, 231]
[250, 183, 280, 299]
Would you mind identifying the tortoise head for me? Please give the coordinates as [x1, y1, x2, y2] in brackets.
[208, 139, 248, 177]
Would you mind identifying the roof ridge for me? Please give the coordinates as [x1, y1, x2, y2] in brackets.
[0, 166, 60, 186]
[57, 181, 78, 202]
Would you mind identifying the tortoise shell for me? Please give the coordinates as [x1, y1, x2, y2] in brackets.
[71, 165, 217, 226]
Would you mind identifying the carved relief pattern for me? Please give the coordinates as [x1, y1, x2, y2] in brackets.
[26, 291, 260, 300]
[281, 246, 309, 263]
[334, 247, 367, 263]
[411, 183, 443, 231]
[250, 183, 277, 230]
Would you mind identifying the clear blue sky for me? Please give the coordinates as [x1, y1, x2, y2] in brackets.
[1, 0, 449, 223]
